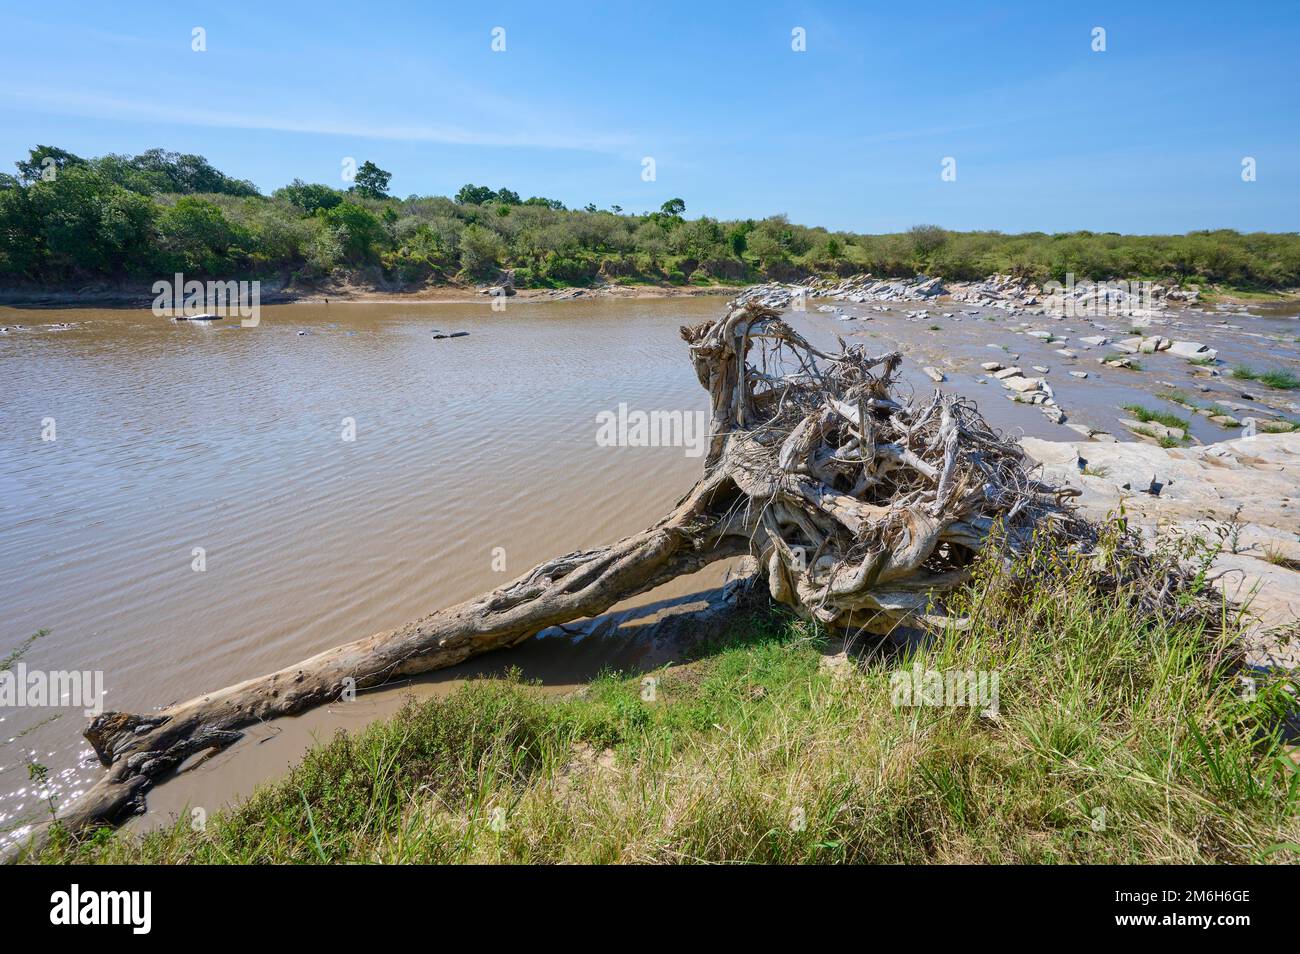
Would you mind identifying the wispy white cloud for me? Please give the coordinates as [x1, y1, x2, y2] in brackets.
[1, 86, 632, 154]
[850, 120, 1008, 146]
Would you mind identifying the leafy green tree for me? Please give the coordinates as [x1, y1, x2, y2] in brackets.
[0, 180, 40, 275]
[322, 202, 386, 263]
[747, 231, 785, 267]
[458, 223, 506, 277]
[16, 146, 85, 184]
[307, 224, 345, 273]
[632, 220, 669, 265]
[4, 165, 155, 278]
[274, 179, 343, 214]
[4, 143, 1300, 293]
[158, 197, 245, 273]
[353, 161, 392, 200]
[670, 217, 725, 258]
[727, 225, 749, 257]
[124, 148, 259, 196]
[455, 184, 497, 205]
[908, 224, 948, 259]
[91, 153, 171, 194]
[242, 204, 311, 267]
[524, 195, 565, 211]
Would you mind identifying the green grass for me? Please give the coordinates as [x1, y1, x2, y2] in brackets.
[1200, 287, 1298, 303]
[24, 525, 1300, 865]
[1232, 366, 1300, 390]
[1106, 359, 1144, 371]
[1259, 418, 1300, 434]
[1, 628, 47, 672]
[1261, 545, 1300, 571]
[1152, 390, 1246, 429]
[1154, 389, 1195, 408]
[1122, 404, 1190, 432]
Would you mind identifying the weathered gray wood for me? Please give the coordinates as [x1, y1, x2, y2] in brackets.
[7, 301, 1073, 861]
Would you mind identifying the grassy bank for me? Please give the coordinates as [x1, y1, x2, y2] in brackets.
[32, 526, 1300, 864]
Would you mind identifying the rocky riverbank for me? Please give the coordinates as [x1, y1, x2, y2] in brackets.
[1022, 432, 1300, 670]
[733, 272, 1204, 316]
[7, 270, 1293, 311]
[736, 272, 1299, 449]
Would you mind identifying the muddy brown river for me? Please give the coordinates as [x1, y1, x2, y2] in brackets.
[1, 293, 1297, 842]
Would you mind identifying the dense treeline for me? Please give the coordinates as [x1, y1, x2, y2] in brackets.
[1, 145, 1298, 290]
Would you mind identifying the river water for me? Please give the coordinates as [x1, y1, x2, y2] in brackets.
[1, 293, 1297, 839]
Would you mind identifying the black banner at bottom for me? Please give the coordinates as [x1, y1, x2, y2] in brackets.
[0, 863, 1285, 941]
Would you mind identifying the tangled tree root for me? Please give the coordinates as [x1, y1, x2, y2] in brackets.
[12, 301, 1084, 858]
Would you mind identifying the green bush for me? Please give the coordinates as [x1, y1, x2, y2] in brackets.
[3, 144, 1299, 291]
[540, 251, 597, 285]
[458, 223, 506, 278]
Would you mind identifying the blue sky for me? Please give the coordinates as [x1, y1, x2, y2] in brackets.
[1, 1, 1296, 233]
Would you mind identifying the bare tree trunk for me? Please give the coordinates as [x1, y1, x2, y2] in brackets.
[53, 473, 751, 836]
[8, 300, 1074, 859]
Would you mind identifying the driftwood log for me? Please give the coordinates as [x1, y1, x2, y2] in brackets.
[12, 301, 1075, 858]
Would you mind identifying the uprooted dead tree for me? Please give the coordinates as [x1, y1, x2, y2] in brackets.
[16, 301, 1084, 855]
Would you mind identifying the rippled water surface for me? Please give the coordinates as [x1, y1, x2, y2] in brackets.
[0, 298, 731, 834]
[2, 292, 1297, 836]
